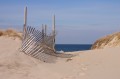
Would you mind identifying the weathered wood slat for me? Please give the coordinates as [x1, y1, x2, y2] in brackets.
[27, 44, 39, 55]
[32, 47, 43, 57]
[21, 29, 42, 51]
[25, 42, 36, 54]
[21, 35, 35, 51]
[33, 30, 42, 43]
[31, 46, 42, 56]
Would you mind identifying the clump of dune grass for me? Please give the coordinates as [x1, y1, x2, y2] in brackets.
[91, 32, 120, 49]
[0, 30, 4, 36]
[0, 29, 22, 40]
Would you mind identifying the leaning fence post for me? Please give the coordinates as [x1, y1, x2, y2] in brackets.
[23, 6, 27, 40]
[44, 24, 47, 36]
[52, 14, 56, 51]
[42, 24, 44, 43]
[24, 6, 27, 27]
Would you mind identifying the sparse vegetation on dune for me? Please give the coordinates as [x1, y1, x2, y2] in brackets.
[0, 29, 22, 40]
[91, 32, 120, 49]
[0, 30, 4, 36]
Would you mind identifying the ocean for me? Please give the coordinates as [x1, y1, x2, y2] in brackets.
[55, 44, 92, 52]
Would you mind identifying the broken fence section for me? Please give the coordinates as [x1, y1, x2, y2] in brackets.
[20, 26, 74, 63]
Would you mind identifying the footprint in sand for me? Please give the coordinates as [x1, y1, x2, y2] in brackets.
[81, 67, 87, 71]
[78, 66, 87, 76]
[61, 76, 76, 79]
[78, 72, 86, 76]
[79, 64, 88, 71]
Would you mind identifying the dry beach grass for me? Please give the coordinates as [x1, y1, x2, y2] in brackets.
[91, 32, 120, 49]
[0, 29, 22, 40]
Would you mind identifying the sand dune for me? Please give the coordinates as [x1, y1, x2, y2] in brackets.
[0, 36, 120, 79]
[0, 29, 22, 40]
[91, 32, 120, 49]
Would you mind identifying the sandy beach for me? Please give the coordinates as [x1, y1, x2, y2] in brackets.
[0, 36, 120, 79]
[0, 0, 120, 78]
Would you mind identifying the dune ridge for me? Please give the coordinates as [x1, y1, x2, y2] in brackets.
[0, 29, 22, 40]
[91, 32, 120, 49]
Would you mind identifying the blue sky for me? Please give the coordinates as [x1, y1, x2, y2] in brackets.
[0, 0, 120, 44]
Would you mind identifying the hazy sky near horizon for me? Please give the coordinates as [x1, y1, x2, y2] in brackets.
[0, 0, 120, 44]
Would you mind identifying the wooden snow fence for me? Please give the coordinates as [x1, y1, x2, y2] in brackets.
[20, 26, 74, 63]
